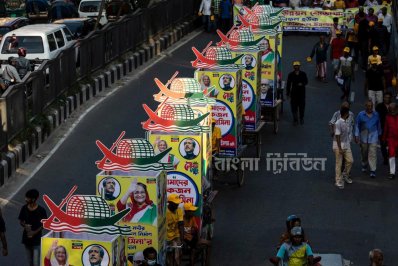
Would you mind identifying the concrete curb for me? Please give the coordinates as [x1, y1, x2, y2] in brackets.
[0, 18, 198, 187]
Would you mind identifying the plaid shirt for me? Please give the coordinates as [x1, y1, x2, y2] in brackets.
[213, 0, 221, 15]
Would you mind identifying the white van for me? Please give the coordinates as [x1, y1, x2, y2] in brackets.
[0, 24, 76, 63]
[78, 0, 108, 26]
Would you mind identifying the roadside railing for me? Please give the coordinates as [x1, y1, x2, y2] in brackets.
[0, 0, 198, 151]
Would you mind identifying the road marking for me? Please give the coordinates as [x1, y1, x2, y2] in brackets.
[1, 29, 204, 207]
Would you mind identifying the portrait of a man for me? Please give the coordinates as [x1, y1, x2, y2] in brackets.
[180, 138, 199, 160]
[243, 55, 255, 70]
[102, 177, 118, 201]
[260, 78, 274, 104]
[86, 245, 104, 266]
[220, 74, 234, 91]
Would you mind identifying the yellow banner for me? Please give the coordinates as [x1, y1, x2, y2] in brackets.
[96, 172, 167, 263]
[282, 5, 392, 32]
[231, 50, 262, 130]
[41, 235, 118, 266]
[195, 69, 244, 156]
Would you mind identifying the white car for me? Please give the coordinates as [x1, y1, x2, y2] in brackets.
[78, 0, 108, 26]
[0, 24, 75, 61]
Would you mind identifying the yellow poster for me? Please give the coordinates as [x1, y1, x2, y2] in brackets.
[41, 233, 120, 266]
[147, 133, 204, 204]
[282, 6, 391, 31]
[195, 69, 243, 156]
[96, 171, 167, 264]
[231, 50, 262, 130]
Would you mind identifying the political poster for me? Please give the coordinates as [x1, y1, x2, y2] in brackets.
[41, 232, 121, 266]
[195, 69, 243, 156]
[96, 171, 167, 265]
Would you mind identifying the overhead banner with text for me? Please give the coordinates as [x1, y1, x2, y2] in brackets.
[282, 5, 392, 32]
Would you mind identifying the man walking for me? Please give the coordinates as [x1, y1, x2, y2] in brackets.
[286, 61, 308, 126]
[375, 92, 392, 165]
[330, 30, 346, 77]
[309, 35, 329, 82]
[365, 58, 385, 107]
[378, 7, 392, 53]
[333, 106, 354, 189]
[18, 189, 48, 266]
[382, 103, 398, 179]
[337, 47, 355, 101]
[199, 0, 212, 32]
[355, 100, 382, 178]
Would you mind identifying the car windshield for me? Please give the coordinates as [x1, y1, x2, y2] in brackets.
[0, 27, 11, 36]
[79, 1, 101, 12]
[1, 36, 44, 54]
[62, 22, 82, 35]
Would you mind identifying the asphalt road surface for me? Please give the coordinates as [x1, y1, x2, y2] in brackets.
[1, 30, 397, 266]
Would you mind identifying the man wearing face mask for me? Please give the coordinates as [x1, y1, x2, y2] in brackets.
[143, 247, 161, 266]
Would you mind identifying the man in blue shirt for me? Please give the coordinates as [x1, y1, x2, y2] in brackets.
[354, 100, 382, 178]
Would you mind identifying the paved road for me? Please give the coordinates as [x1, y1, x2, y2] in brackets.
[1, 31, 397, 265]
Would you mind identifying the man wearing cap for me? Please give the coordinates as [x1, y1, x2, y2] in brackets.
[272, 226, 315, 266]
[378, 7, 392, 53]
[211, 118, 221, 155]
[287, 61, 308, 126]
[382, 103, 398, 179]
[337, 47, 355, 101]
[367, 46, 382, 68]
[365, 57, 385, 107]
[330, 30, 346, 76]
[166, 194, 184, 266]
[183, 202, 199, 265]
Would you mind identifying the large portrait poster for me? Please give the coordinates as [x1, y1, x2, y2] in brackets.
[96, 172, 166, 263]
[195, 69, 243, 156]
[232, 50, 262, 130]
[147, 133, 204, 206]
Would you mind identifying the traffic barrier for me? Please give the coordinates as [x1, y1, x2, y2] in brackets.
[0, 0, 199, 187]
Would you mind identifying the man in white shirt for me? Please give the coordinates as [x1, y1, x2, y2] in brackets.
[378, 7, 392, 53]
[333, 106, 354, 189]
[199, 0, 213, 32]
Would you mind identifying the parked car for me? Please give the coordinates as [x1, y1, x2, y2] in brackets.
[78, 0, 107, 26]
[26, 0, 51, 23]
[48, 0, 79, 22]
[0, 17, 29, 40]
[53, 17, 96, 39]
[0, 24, 75, 68]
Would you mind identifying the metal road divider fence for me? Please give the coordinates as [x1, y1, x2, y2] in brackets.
[0, 0, 198, 151]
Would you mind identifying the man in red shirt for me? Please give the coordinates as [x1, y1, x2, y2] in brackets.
[330, 30, 346, 76]
[382, 103, 398, 179]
